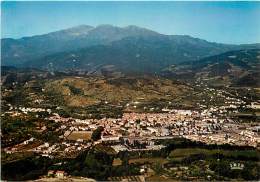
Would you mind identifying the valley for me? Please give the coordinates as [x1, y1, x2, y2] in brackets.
[1, 24, 260, 182]
[1, 66, 260, 181]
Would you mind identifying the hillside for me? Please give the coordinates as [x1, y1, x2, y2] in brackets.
[43, 76, 194, 107]
[1, 67, 202, 118]
[163, 49, 260, 87]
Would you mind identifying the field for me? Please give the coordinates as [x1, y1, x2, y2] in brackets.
[146, 175, 178, 182]
[169, 148, 259, 160]
[129, 157, 168, 165]
[16, 140, 43, 151]
[1, 151, 34, 164]
[109, 176, 145, 182]
[67, 131, 92, 141]
[94, 144, 117, 155]
[112, 158, 123, 166]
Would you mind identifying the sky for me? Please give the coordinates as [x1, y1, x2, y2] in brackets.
[1, 1, 260, 44]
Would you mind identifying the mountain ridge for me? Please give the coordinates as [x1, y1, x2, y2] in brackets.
[1, 24, 162, 66]
[2, 24, 260, 73]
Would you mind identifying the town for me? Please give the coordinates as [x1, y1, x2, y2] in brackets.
[3, 102, 260, 158]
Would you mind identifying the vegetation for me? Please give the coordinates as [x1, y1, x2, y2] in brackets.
[63, 149, 114, 180]
[1, 66, 260, 181]
[1, 116, 37, 147]
[91, 126, 104, 141]
[1, 155, 52, 181]
[169, 148, 259, 161]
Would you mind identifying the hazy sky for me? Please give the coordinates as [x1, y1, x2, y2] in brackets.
[2, 1, 260, 44]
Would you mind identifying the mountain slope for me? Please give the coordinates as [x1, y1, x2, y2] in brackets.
[163, 49, 260, 87]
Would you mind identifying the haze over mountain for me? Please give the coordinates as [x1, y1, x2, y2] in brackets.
[2, 24, 260, 74]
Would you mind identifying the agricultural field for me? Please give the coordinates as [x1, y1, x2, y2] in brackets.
[94, 144, 117, 155]
[1, 151, 35, 164]
[129, 157, 168, 165]
[169, 148, 260, 160]
[112, 158, 123, 166]
[67, 131, 92, 141]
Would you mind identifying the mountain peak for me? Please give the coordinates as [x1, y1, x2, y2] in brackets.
[59, 25, 94, 35]
[124, 25, 146, 30]
[69, 24, 94, 30]
[96, 24, 116, 28]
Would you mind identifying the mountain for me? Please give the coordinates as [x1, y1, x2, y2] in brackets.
[163, 49, 260, 87]
[23, 36, 260, 74]
[1, 24, 159, 66]
[2, 24, 260, 73]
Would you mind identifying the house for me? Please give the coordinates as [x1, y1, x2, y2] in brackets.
[101, 135, 120, 142]
[112, 158, 122, 166]
[56, 170, 66, 178]
[47, 170, 55, 177]
[251, 102, 260, 109]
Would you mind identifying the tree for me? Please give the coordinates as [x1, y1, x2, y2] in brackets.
[91, 126, 104, 141]
[153, 162, 164, 175]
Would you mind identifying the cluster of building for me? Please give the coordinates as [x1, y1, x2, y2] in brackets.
[2, 89, 260, 157]
[3, 104, 52, 117]
[47, 108, 260, 150]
